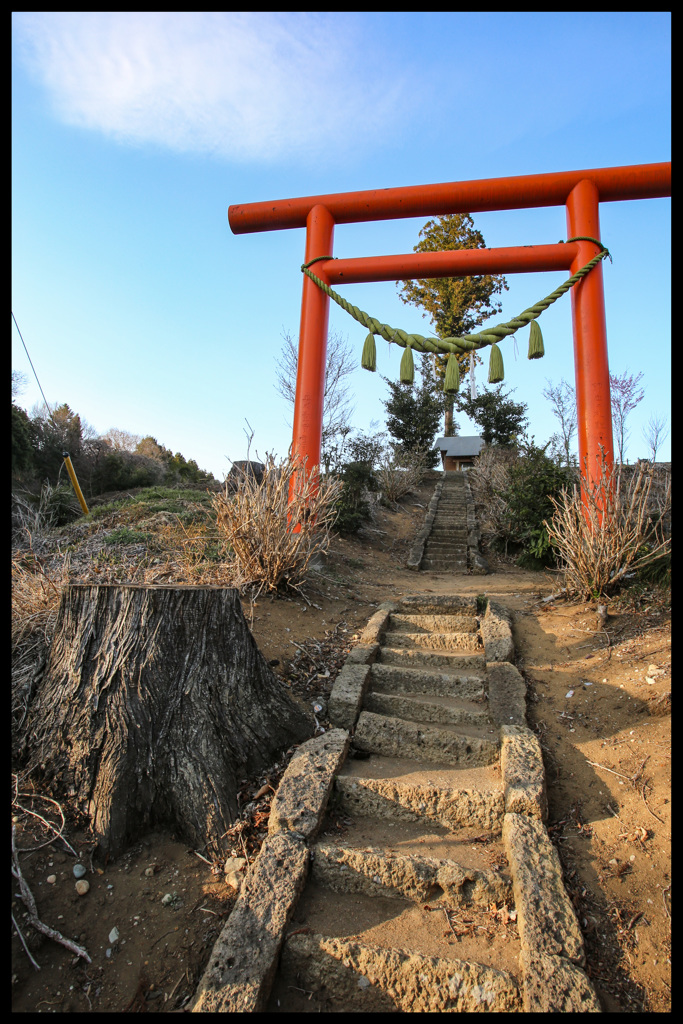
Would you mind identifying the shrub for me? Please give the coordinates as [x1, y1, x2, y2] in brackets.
[333, 460, 375, 535]
[503, 442, 572, 568]
[468, 440, 570, 567]
[545, 457, 671, 600]
[211, 452, 342, 595]
[375, 445, 429, 503]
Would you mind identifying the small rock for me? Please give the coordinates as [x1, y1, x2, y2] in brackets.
[144, 867, 155, 877]
[73, 863, 87, 879]
[224, 856, 247, 888]
[47, 874, 57, 884]
[161, 892, 175, 905]
[109, 927, 120, 944]
[75, 880, 90, 896]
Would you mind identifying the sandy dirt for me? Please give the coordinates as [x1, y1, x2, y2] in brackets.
[11, 481, 670, 1012]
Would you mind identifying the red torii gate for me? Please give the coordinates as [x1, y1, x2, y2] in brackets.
[229, 162, 670, 490]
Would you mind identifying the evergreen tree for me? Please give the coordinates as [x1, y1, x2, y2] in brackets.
[11, 403, 35, 478]
[398, 214, 508, 434]
[455, 384, 528, 447]
[381, 355, 443, 468]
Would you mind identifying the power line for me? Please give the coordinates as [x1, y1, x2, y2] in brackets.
[11, 311, 57, 429]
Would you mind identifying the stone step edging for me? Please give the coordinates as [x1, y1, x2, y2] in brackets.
[191, 595, 600, 1013]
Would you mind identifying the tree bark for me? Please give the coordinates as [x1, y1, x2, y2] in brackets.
[26, 585, 313, 859]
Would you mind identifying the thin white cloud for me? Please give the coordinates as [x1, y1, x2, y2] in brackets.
[13, 12, 412, 164]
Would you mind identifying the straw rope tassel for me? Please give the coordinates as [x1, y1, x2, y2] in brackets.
[528, 319, 545, 359]
[361, 332, 377, 371]
[488, 343, 504, 383]
[399, 342, 414, 384]
[444, 353, 460, 394]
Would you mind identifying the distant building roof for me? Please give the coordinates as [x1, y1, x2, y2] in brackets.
[435, 436, 485, 458]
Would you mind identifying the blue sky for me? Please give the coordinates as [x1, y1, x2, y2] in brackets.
[12, 12, 671, 480]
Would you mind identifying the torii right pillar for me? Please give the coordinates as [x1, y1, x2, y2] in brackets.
[566, 178, 613, 488]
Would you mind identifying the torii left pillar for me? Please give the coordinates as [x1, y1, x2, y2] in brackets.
[289, 204, 334, 502]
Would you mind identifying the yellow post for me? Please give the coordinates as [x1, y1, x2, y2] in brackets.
[62, 452, 89, 515]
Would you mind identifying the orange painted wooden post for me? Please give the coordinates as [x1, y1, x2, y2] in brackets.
[566, 179, 613, 492]
[228, 162, 670, 506]
[288, 204, 334, 503]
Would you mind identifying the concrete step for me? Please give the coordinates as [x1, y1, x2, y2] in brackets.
[387, 612, 478, 633]
[423, 533, 468, 543]
[383, 630, 481, 652]
[422, 553, 468, 564]
[398, 596, 477, 614]
[273, 931, 522, 1012]
[422, 541, 468, 554]
[370, 662, 486, 698]
[333, 754, 505, 830]
[420, 558, 468, 571]
[378, 647, 485, 673]
[311, 816, 511, 908]
[426, 527, 468, 536]
[364, 688, 489, 727]
[353, 710, 500, 767]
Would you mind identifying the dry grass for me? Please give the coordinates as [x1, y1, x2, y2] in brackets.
[467, 446, 517, 550]
[211, 453, 342, 597]
[374, 448, 429, 503]
[545, 457, 671, 601]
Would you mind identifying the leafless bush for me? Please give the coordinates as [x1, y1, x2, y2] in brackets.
[375, 446, 429, 503]
[467, 446, 517, 550]
[544, 457, 671, 600]
[12, 485, 60, 555]
[211, 452, 342, 597]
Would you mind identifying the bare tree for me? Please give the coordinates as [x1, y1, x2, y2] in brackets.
[610, 370, 645, 464]
[101, 427, 143, 452]
[12, 370, 29, 401]
[275, 329, 356, 469]
[542, 378, 577, 466]
[642, 413, 669, 463]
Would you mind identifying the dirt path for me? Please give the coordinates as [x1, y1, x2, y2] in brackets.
[11, 485, 670, 1012]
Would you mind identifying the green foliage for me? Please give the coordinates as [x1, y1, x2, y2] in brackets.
[13, 396, 217, 498]
[11, 404, 36, 477]
[397, 214, 508, 432]
[455, 384, 528, 447]
[382, 355, 443, 468]
[104, 526, 152, 546]
[89, 487, 213, 520]
[40, 483, 82, 527]
[632, 549, 671, 587]
[398, 214, 508, 339]
[89, 449, 164, 495]
[501, 441, 572, 568]
[333, 457, 376, 536]
[28, 403, 84, 483]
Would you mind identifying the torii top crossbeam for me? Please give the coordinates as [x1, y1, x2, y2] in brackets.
[229, 162, 670, 485]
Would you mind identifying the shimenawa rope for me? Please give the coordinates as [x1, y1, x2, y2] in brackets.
[301, 237, 610, 390]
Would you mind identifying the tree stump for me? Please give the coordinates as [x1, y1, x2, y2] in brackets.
[25, 585, 313, 859]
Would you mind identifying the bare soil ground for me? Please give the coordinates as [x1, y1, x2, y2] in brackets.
[11, 481, 670, 1012]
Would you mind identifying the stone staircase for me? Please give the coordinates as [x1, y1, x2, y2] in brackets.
[192, 596, 601, 1014]
[420, 471, 469, 572]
